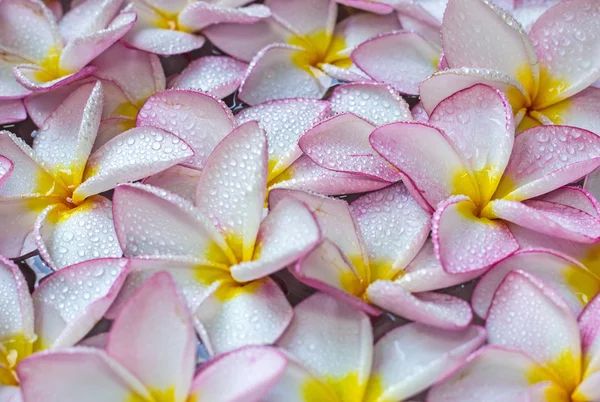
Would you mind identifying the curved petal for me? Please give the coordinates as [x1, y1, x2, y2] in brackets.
[334, 12, 402, 53]
[352, 31, 440, 95]
[433, 196, 519, 274]
[487, 270, 582, 391]
[365, 323, 486, 402]
[195, 277, 293, 355]
[34, 196, 121, 270]
[265, 0, 336, 38]
[579, 293, 600, 377]
[329, 82, 412, 126]
[12, 64, 96, 93]
[195, 121, 267, 263]
[263, 359, 338, 402]
[58, 0, 123, 42]
[540, 186, 600, 218]
[23, 79, 90, 127]
[32, 258, 128, 350]
[178, 3, 270, 31]
[124, 27, 206, 56]
[335, 0, 394, 13]
[0, 99, 26, 125]
[538, 86, 600, 135]
[107, 272, 195, 401]
[136, 89, 235, 169]
[366, 281, 473, 329]
[142, 165, 202, 203]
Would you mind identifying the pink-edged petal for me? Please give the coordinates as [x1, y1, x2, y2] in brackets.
[269, 154, 390, 196]
[13, 62, 96, 93]
[231, 197, 321, 282]
[350, 183, 431, 280]
[433, 196, 519, 274]
[329, 82, 412, 126]
[419, 68, 530, 114]
[93, 117, 135, 151]
[540, 185, 600, 218]
[472, 250, 600, 320]
[336, 0, 394, 14]
[319, 63, 370, 82]
[529, 0, 600, 108]
[238, 44, 331, 105]
[32, 258, 128, 350]
[58, 0, 123, 43]
[195, 121, 267, 263]
[0, 58, 30, 99]
[427, 346, 561, 402]
[265, 0, 336, 38]
[488, 198, 600, 243]
[487, 270, 582, 391]
[139, 0, 187, 13]
[397, 239, 486, 292]
[263, 359, 338, 402]
[143, 165, 202, 203]
[72, 126, 194, 202]
[277, 292, 373, 401]
[124, 27, 206, 56]
[579, 293, 600, 377]
[59, 12, 137, 74]
[335, 12, 402, 52]
[495, 125, 600, 201]
[107, 271, 195, 400]
[237, 98, 331, 180]
[411, 101, 429, 122]
[0, 386, 21, 402]
[366, 281, 473, 329]
[538, 86, 600, 135]
[34, 196, 122, 270]
[442, 0, 538, 98]
[18, 348, 152, 402]
[300, 113, 401, 182]
[112, 183, 234, 264]
[0, 99, 26, 125]
[429, 84, 514, 207]
[136, 89, 235, 169]
[0, 155, 11, 187]
[23, 80, 90, 127]
[195, 277, 293, 355]
[0, 255, 35, 348]
[364, 323, 486, 401]
[178, 3, 270, 31]
[352, 31, 440, 95]
[370, 122, 477, 209]
[574, 372, 600, 401]
[189, 346, 287, 402]
[33, 81, 102, 186]
[169, 56, 247, 99]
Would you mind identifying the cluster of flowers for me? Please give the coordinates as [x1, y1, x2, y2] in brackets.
[1, 0, 600, 400]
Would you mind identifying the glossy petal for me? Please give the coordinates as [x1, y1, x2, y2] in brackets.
[265, 0, 336, 38]
[334, 12, 402, 52]
[0, 255, 34, 346]
[263, 359, 338, 402]
[0, 99, 26, 125]
[58, 0, 123, 42]
[178, 3, 270, 31]
[124, 27, 206, 56]
[540, 185, 600, 217]
[579, 293, 600, 376]
[538, 86, 600, 136]
[24, 80, 92, 127]
[336, 0, 394, 13]
[13, 64, 96, 93]
[33, 258, 128, 350]
[137, 89, 235, 169]
[143, 165, 202, 203]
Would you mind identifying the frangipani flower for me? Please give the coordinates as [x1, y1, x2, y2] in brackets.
[205, 0, 402, 104]
[369, 84, 600, 273]
[0, 82, 193, 268]
[110, 120, 321, 354]
[0, 0, 135, 100]
[263, 292, 486, 402]
[428, 269, 600, 402]
[0, 255, 128, 398]
[18, 271, 289, 402]
[123, 0, 271, 55]
[273, 184, 481, 329]
[419, 0, 600, 133]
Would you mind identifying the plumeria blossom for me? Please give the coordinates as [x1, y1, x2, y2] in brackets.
[205, 0, 403, 104]
[428, 269, 600, 402]
[110, 120, 322, 354]
[0, 81, 194, 269]
[0, 255, 128, 398]
[123, 0, 271, 55]
[18, 271, 289, 402]
[273, 184, 482, 329]
[0, 0, 136, 114]
[263, 292, 486, 401]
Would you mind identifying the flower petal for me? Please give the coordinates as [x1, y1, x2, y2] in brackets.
[73, 126, 194, 202]
[335, 12, 402, 52]
[189, 346, 287, 401]
[231, 197, 321, 282]
[364, 323, 486, 401]
[352, 31, 440, 95]
[537, 86, 600, 135]
[0, 99, 26, 125]
[23, 80, 91, 127]
[529, 0, 600, 108]
[579, 293, 600, 378]
[541, 185, 600, 217]
[366, 281, 473, 329]
[195, 277, 293, 355]
[329, 82, 411, 126]
[473, 250, 600, 319]
[263, 359, 338, 402]
[18, 348, 151, 402]
[0, 255, 34, 348]
[13, 64, 96, 93]
[194, 121, 267, 263]
[487, 270, 582, 390]
[124, 27, 206, 56]
[143, 165, 202, 203]
[169, 56, 247, 99]
[33, 258, 128, 350]
[335, 0, 394, 13]
[178, 3, 270, 31]
[433, 196, 519, 274]
[350, 183, 431, 280]
[370, 122, 476, 209]
[137, 89, 235, 169]
[107, 271, 195, 400]
[265, 0, 336, 38]
[277, 292, 373, 402]
[57, 0, 123, 43]
[239, 44, 331, 105]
